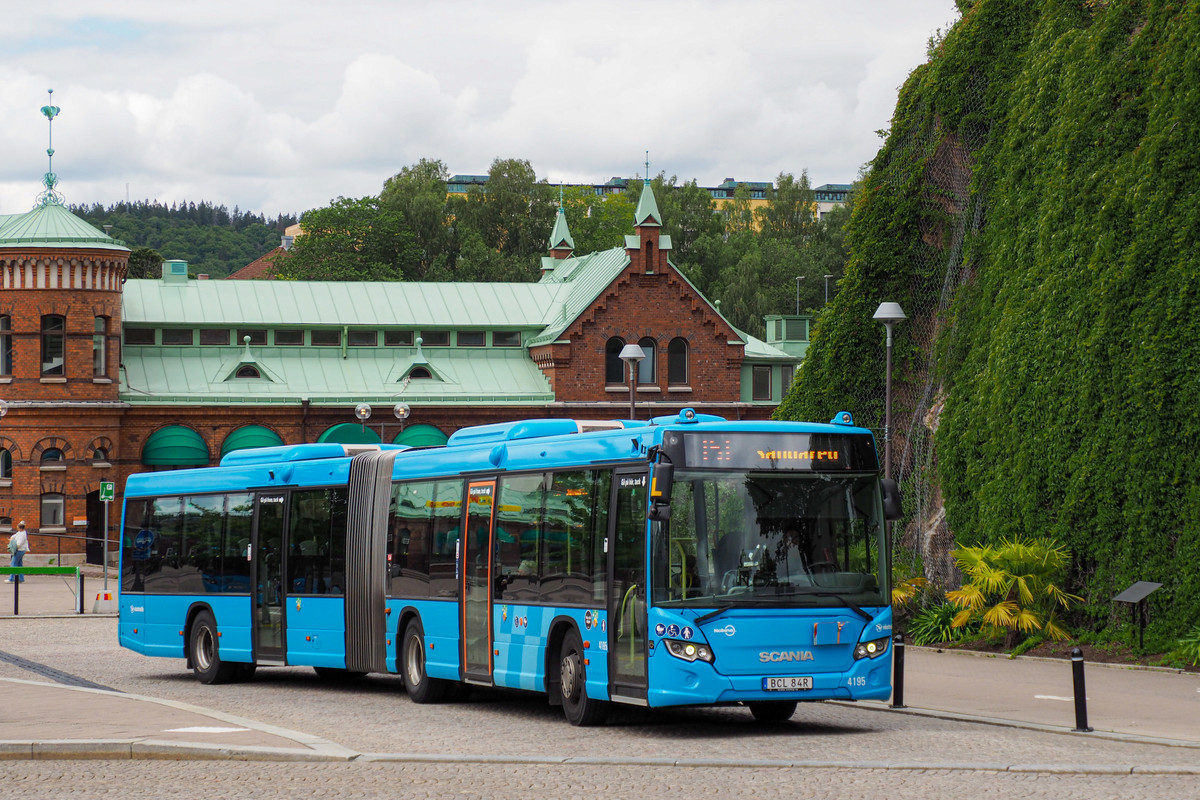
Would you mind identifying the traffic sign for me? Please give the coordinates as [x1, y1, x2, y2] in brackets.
[99, 481, 115, 502]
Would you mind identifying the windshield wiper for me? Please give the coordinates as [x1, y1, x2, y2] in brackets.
[792, 590, 873, 622]
[694, 605, 735, 625]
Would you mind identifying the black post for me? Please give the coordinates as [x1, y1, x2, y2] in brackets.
[890, 633, 906, 708]
[78, 572, 85, 615]
[12, 578, 18, 616]
[1071, 647, 1092, 732]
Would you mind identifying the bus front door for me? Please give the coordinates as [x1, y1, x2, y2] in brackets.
[461, 480, 496, 684]
[609, 468, 649, 702]
[253, 493, 288, 664]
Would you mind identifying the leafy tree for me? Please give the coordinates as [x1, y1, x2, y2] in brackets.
[946, 538, 1081, 649]
[559, 185, 635, 254]
[126, 247, 163, 279]
[272, 197, 418, 281]
[379, 158, 455, 279]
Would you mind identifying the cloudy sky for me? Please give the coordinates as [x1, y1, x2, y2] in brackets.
[2, 1, 959, 219]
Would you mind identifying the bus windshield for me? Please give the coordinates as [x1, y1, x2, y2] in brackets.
[652, 470, 888, 609]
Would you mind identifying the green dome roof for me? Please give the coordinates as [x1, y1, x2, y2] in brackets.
[0, 202, 128, 251]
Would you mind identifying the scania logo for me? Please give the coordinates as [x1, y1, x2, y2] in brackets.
[712, 624, 737, 636]
[758, 650, 815, 663]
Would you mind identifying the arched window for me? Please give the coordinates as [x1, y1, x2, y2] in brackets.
[408, 367, 432, 380]
[235, 365, 261, 378]
[0, 448, 11, 479]
[41, 315, 65, 376]
[93, 317, 108, 376]
[637, 337, 657, 384]
[605, 337, 625, 385]
[41, 448, 64, 464]
[668, 338, 689, 385]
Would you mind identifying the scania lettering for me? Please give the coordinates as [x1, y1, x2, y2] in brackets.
[118, 409, 900, 725]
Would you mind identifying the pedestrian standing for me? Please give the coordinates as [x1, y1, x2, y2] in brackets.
[6, 521, 29, 583]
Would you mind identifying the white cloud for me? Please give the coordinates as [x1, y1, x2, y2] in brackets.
[0, 0, 959, 217]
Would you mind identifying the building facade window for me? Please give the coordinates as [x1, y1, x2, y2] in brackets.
[200, 329, 231, 345]
[235, 365, 262, 378]
[0, 316, 12, 375]
[124, 327, 155, 345]
[408, 367, 432, 379]
[0, 448, 11, 479]
[162, 329, 193, 346]
[348, 330, 377, 347]
[311, 329, 341, 347]
[274, 330, 304, 346]
[384, 330, 414, 347]
[492, 331, 521, 347]
[41, 492, 65, 527]
[605, 337, 625, 385]
[667, 338, 688, 385]
[41, 315, 65, 376]
[420, 330, 450, 346]
[637, 337, 657, 384]
[752, 365, 772, 401]
[457, 331, 485, 347]
[237, 329, 267, 346]
[93, 317, 108, 376]
[40, 448, 64, 466]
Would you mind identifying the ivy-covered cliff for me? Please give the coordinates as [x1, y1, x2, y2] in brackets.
[777, 0, 1200, 647]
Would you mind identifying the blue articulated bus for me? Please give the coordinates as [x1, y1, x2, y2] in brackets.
[118, 408, 901, 725]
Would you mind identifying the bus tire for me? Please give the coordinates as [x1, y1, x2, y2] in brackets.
[748, 700, 797, 723]
[190, 610, 238, 685]
[559, 629, 608, 726]
[402, 619, 447, 703]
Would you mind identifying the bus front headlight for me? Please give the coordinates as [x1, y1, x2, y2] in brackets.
[663, 639, 715, 663]
[853, 637, 890, 660]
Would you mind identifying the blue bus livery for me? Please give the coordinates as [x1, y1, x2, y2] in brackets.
[118, 409, 901, 725]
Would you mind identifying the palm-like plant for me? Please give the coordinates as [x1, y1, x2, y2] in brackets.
[946, 537, 1082, 648]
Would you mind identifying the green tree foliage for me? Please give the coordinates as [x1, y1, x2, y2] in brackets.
[72, 201, 294, 278]
[778, 0, 1200, 644]
[272, 197, 418, 281]
[125, 247, 163, 279]
[559, 185, 636, 255]
[379, 158, 456, 279]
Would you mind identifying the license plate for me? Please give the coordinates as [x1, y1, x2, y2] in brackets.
[763, 675, 813, 691]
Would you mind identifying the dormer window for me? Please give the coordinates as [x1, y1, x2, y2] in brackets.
[235, 365, 262, 379]
[408, 367, 432, 379]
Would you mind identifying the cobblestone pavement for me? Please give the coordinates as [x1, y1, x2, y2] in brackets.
[1, 615, 1198, 798]
[0, 760, 1197, 799]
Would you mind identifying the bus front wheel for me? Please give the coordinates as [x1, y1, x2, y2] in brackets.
[190, 610, 238, 685]
[748, 700, 797, 723]
[402, 619, 448, 703]
[559, 629, 608, 726]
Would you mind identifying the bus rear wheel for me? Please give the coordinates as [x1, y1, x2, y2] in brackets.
[402, 619, 448, 703]
[190, 610, 238, 685]
[748, 700, 797, 723]
[559, 629, 608, 726]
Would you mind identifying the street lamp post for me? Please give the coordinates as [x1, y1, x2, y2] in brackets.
[354, 402, 372, 434]
[618, 343, 646, 420]
[872, 302, 907, 481]
[795, 276, 805, 315]
[824, 274, 835, 304]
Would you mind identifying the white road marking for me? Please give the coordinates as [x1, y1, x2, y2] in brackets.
[164, 726, 251, 733]
[1034, 695, 1075, 702]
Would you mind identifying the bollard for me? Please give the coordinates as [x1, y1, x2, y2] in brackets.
[12, 577, 18, 616]
[1071, 647, 1093, 732]
[890, 633, 906, 708]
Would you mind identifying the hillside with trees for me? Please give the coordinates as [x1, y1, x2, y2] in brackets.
[777, 0, 1200, 652]
[71, 201, 296, 279]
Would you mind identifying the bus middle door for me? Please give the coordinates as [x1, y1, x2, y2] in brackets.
[461, 480, 497, 684]
[252, 492, 288, 665]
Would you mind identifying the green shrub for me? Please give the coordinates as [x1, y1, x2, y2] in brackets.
[1172, 625, 1200, 667]
[907, 602, 964, 646]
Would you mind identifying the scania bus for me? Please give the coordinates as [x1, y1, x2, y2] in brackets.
[118, 409, 901, 725]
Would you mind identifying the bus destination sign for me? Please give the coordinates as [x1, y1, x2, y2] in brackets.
[680, 432, 876, 471]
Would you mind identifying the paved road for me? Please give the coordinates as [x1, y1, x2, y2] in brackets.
[2, 578, 1199, 798]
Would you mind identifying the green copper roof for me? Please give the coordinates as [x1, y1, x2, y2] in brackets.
[634, 181, 662, 227]
[0, 202, 128, 251]
[548, 207, 574, 251]
[122, 279, 570, 327]
[529, 247, 632, 347]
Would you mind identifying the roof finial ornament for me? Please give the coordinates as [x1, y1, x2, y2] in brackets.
[37, 89, 64, 207]
[644, 150, 650, 186]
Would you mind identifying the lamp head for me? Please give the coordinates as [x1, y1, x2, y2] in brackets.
[873, 301, 907, 325]
[393, 402, 411, 420]
[354, 403, 372, 421]
[618, 343, 646, 364]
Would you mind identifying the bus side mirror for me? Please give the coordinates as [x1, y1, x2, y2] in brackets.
[881, 478, 902, 520]
[648, 462, 674, 521]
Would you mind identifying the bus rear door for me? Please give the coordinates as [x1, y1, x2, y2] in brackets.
[253, 492, 287, 664]
[461, 480, 497, 684]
